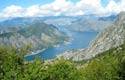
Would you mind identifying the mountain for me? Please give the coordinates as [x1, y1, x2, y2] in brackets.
[0, 18, 68, 53]
[43, 16, 79, 27]
[43, 15, 116, 32]
[0, 15, 116, 33]
[60, 12, 125, 61]
[67, 15, 116, 32]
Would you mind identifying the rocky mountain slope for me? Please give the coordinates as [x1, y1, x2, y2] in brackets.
[60, 12, 125, 61]
[0, 19, 68, 53]
[67, 15, 116, 32]
[43, 15, 116, 32]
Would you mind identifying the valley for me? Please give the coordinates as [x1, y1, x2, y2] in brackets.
[0, 14, 117, 60]
[1, 0, 125, 80]
[26, 29, 98, 60]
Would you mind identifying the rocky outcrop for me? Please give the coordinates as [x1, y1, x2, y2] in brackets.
[61, 12, 125, 61]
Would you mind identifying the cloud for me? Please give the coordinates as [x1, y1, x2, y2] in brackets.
[0, 0, 125, 18]
[75, 0, 102, 14]
[98, 0, 125, 16]
[0, 5, 24, 18]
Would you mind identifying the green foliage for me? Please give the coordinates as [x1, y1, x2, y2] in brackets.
[0, 46, 24, 80]
[118, 58, 125, 80]
[45, 59, 79, 80]
[0, 44, 125, 80]
[115, 45, 125, 80]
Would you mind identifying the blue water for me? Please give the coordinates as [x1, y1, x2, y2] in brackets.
[26, 27, 98, 61]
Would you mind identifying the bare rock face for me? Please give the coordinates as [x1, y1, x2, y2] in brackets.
[62, 12, 125, 61]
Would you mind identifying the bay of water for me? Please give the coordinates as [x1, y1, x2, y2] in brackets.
[26, 27, 98, 61]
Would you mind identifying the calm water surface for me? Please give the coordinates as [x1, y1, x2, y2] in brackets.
[26, 26, 98, 60]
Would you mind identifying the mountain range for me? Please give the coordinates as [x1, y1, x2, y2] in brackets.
[0, 13, 120, 56]
[44, 15, 117, 32]
[60, 12, 125, 61]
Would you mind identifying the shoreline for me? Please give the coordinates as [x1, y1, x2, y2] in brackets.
[25, 49, 46, 57]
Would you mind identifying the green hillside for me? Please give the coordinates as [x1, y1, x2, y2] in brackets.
[0, 21, 68, 53]
[0, 42, 125, 80]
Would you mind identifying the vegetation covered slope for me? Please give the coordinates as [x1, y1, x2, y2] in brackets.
[0, 42, 125, 80]
[0, 20, 68, 53]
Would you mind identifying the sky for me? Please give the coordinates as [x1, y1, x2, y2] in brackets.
[0, 0, 124, 18]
